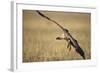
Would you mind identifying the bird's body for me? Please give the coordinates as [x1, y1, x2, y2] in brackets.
[56, 29, 85, 59]
[36, 11, 86, 59]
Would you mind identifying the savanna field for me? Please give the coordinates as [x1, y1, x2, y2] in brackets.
[23, 10, 91, 62]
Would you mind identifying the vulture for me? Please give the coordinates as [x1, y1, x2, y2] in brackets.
[36, 11, 85, 59]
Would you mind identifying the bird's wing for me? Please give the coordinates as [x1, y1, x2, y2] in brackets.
[75, 47, 85, 59]
[36, 11, 65, 31]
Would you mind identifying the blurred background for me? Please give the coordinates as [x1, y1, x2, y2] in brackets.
[23, 10, 91, 62]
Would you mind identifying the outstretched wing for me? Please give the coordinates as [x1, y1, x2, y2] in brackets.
[36, 11, 50, 20]
[36, 10, 66, 31]
[70, 40, 85, 59]
[75, 46, 85, 59]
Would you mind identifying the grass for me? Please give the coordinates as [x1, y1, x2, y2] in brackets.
[23, 10, 91, 62]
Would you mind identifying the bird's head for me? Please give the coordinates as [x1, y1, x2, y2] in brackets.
[64, 29, 69, 32]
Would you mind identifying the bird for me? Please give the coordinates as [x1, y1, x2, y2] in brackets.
[56, 29, 86, 59]
[36, 10, 86, 59]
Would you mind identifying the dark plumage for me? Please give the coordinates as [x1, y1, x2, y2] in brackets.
[69, 39, 85, 59]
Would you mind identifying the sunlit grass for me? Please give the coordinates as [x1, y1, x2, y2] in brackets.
[23, 10, 91, 62]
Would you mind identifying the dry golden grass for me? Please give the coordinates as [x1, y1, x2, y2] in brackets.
[23, 10, 91, 62]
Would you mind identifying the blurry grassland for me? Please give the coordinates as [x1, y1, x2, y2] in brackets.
[23, 10, 91, 62]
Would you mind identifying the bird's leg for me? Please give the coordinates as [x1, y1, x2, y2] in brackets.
[68, 45, 71, 52]
[67, 39, 72, 52]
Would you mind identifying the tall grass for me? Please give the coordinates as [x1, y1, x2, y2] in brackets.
[23, 10, 91, 62]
